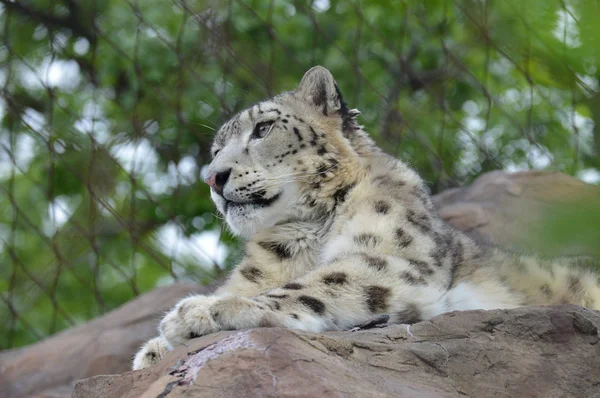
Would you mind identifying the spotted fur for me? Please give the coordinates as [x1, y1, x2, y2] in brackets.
[133, 66, 600, 370]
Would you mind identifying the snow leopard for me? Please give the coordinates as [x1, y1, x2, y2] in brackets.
[133, 66, 600, 370]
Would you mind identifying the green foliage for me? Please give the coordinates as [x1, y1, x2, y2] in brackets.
[537, 196, 600, 261]
[0, 0, 599, 348]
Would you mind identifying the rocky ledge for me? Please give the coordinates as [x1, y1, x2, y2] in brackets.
[74, 305, 600, 397]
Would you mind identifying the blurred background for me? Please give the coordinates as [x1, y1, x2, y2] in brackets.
[1, 0, 599, 349]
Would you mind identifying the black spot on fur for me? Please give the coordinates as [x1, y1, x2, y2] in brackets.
[400, 272, 426, 285]
[406, 209, 431, 233]
[395, 303, 422, 324]
[293, 127, 303, 142]
[298, 295, 325, 315]
[317, 146, 328, 155]
[240, 267, 263, 283]
[290, 313, 299, 319]
[266, 294, 289, 299]
[258, 240, 293, 260]
[309, 127, 319, 146]
[395, 228, 414, 248]
[283, 282, 304, 290]
[312, 79, 329, 115]
[408, 259, 433, 275]
[322, 272, 348, 285]
[540, 284, 552, 298]
[568, 275, 582, 294]
[353, 233, 381, 248]
[411, 185, 430, 204]
[447, 241, 464, 288]
[188, 332, 201, 339]
[452, 240, 464, 268]
[431, 231, 452, 268]
[362, 254, 387, 270]
[432, 252, 444, 268]
[317, 163, 329, 174]
[365, 286, 391, 312]
[374, 200, 390, 215]
[333, 183, 355, 203]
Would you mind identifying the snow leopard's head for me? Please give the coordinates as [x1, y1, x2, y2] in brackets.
[205, 66, 372, 238]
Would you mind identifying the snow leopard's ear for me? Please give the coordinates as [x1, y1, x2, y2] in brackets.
[296, 66, 343, 116]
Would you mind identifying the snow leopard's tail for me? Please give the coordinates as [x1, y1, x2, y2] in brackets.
[496, 251, 600, 310]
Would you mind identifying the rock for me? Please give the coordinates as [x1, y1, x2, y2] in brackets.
[432, 170, 598, 255]
[1, 171, 598, 397]
[73, 305, 600, 398]
[0, 283, 217, 398]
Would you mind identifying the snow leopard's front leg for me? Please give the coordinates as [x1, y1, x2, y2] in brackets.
[157, 253, 446, 348]
[132, 254, 300, 370]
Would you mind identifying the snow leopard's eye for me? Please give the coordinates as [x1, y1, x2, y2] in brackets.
[252, 121, 275, 139]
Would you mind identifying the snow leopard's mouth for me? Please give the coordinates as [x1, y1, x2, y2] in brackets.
[224, 192, 281, 212]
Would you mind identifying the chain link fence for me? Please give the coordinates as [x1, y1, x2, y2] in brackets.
[1, 0, 598, 348]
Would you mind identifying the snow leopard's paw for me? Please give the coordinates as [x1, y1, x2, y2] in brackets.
[158, 294, 274, 349]
[159, 295, 222, 348]
[132, 336, 169, 370]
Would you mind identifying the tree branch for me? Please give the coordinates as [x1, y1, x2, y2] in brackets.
[0, 0, 95, 42]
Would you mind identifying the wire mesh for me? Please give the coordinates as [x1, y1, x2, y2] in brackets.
[0, 0, 598, 348]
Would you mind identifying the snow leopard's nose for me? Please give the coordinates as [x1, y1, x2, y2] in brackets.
[205, 168, 232, 196]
